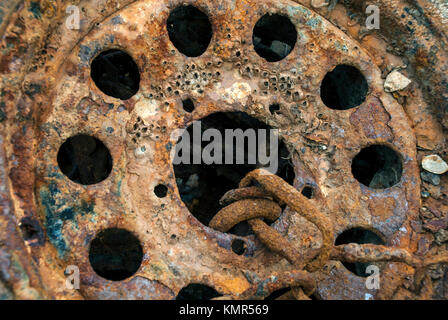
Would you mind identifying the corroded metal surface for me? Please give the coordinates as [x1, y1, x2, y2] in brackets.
[0, 0, 447, 300]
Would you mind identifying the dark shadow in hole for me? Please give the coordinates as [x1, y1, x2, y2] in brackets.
[269, 104, 280, 114]
[167, 5, 213, 57]
[173, 112, 295, 237]
[301, 185, 314, 199]
[231, 239, 246, 255]
[335, 227, 385, 277]
[182, 98, 195, 113]
[351, 145, 402, 189]
[90, 49, 140, 100]
[89, 228, 143, 281]
[154, 184, 168, 198]
[57, 134, 113, 185]
[264, 287, 291, 300]
[176, 283, 221, 300]
[253, 13, 297, 62]
[309, 293, 320, 300]
[320, 64, 368, 110]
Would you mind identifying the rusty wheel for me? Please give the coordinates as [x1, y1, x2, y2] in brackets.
[0, 0, 447, 300]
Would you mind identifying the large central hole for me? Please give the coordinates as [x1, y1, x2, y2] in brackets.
[173, 112, 294, 236]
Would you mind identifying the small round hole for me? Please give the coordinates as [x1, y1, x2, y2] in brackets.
[167, 5, 213, 57]
[176, 284, 221, 300]
[231, 239, 246, 255]
[154, 184, 168, 198]
[301, 185, 314, 199]
[89, 228, 143, 281]
[335, 227, 385, 277]
[269, 104, 280, 114]
[351, 145, 402, 189]
[57, 134, 113, 185]
[182, 98, 195, 113]
[253, 13, 297, 62]
[320, 64, 368, 110]
[90, 49, 140, 100]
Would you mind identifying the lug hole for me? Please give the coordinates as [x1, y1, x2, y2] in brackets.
[90, 49, 140, 100]
[335, 227, 385, 277]
[253, 13, 297, 62]
[176, 284, 221, 300]
[89, 228, 143, 281]
[57, 134, 113, 185]
[320, 64, 368, 110]
[351, 145, 402, 189]
[167, 5, 213, 57]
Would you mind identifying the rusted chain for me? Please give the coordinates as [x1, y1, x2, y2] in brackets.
[237, 270, 316, 300]
[332, 243, 448, 268]
[248, 219, 305, 268]
[333, 243, 448, 299]
[239, 169, 334, 272]
[209, 198, 306, 266]
[209, 199, 282, 232]
[219, 186, 275, 206]
[210, 169, 448, 300]
[207, 168, 329, 299]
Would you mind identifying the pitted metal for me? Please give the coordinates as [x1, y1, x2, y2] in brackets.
[0, 0, 447, 300]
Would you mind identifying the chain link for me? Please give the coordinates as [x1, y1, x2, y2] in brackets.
[210, 169, 448, 300]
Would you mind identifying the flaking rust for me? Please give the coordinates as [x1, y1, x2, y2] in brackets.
[0, 0, 447, 300]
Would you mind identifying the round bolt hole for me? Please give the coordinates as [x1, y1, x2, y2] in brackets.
[167, 5, 213, 57]
[301, 185, 314, 199]
[57, 134, 113, 185]
[335, 227, 385, 277]
[182, 98, 195, 113]
[176, 284, 221, 300]
[154, 184, 168, 198]
[89, 228, 143, 281]
[231, 239, 246, 255]
[320, 64, 368, 110]
[351, 145, 402, 189]
[253, 13, 297, 62]
[90, 49, 140, 100]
